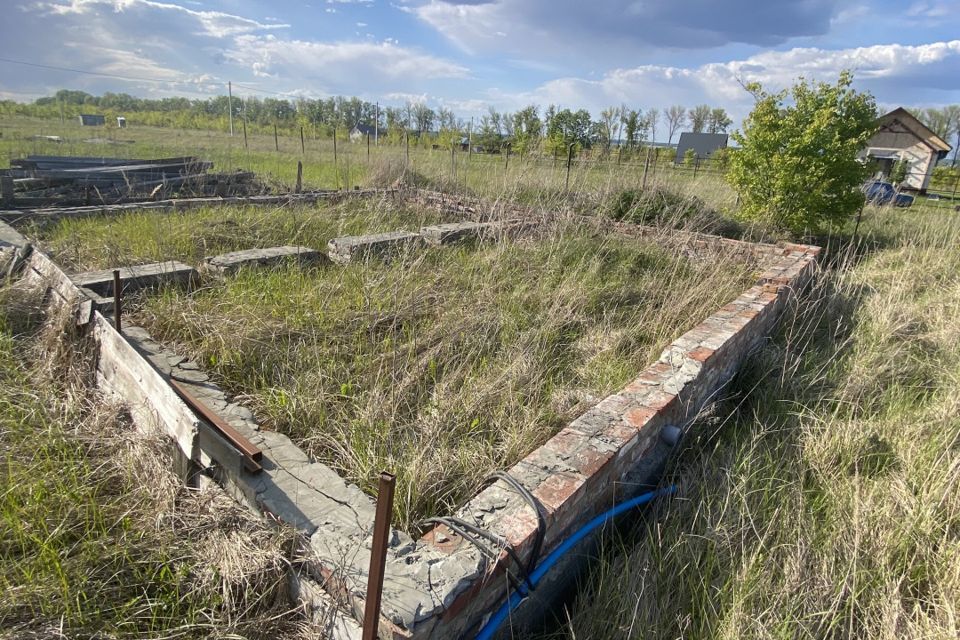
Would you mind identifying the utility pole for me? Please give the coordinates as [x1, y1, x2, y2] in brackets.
[227, 81, 234, 137]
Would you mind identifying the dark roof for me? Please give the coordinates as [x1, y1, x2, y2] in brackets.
[675, 132, 728, 162]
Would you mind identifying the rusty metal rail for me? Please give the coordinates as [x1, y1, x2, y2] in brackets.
[112, 269, 122, 332]
[169, 378, 263, 473]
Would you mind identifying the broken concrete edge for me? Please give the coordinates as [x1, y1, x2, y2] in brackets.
[0, 219, 29, 250]
[0, 188, 394, 226]
[394, 242, 822, 639]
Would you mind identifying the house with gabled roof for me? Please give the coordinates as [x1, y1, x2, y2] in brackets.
[861, 107, 951, 192]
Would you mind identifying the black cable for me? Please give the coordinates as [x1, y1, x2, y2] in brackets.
[417, 472, 546, 597]
[436, 516, 534, 591]
[485, 471, 546, 578]
[420, 517, 528, 593]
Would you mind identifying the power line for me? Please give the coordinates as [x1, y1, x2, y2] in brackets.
[0, 56, 204, 86]
[0, 56, 304, 98]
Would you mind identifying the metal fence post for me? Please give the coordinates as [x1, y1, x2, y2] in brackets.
[362, 472, 396, 640]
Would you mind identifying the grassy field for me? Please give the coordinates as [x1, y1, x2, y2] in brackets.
[125, 214, 755, 529]
[551, 205, 960, 639]
[13, 169, 757, 528]
[4, 112, 960, 637]
[1, 115, 740, 210]
[28, 195, 457, 272]
[0, 284, 305, 638]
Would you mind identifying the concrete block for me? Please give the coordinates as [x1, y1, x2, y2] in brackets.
[206, 245, 326, 273]
[327, 231, 420, 264]
[419, 221, 496, 245]
[72, 260, 197, 297]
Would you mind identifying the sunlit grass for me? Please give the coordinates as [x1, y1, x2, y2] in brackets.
[554, 207, 960, 640]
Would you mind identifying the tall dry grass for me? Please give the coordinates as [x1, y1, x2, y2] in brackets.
[132, 201, 756, 530]
[553, 207, 960, 639]
[0, 282, 311, 638]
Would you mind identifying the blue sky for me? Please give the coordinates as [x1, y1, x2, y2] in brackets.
[1, 0, 959, 138]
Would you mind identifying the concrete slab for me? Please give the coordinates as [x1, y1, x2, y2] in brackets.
[419, 221, 497, 245]
[206, 245, 326, 273]
[71, 260, 197, 297]
[327, 231, 420, 265]
[0, 220, 28, 249]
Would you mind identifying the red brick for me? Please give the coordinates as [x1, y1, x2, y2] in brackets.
[497, 508, 541, 549]
[533, 473, 585, 513]
[643, 388, 677, 412]
[761, 282, 783, 294]
[603, 420, 641, 446]
[569, 444, 615, 477]
[626, 405, 656, 427]
[687, 346, 715, 362]
[637, 361, 674, 384]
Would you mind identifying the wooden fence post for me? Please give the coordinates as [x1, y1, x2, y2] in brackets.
[642, 146, 651, 190]
[333, 130, 339, 190]
[565, 144, 574, 192]
[295, 161, 303, 194]
[300, 126, 305, 155]
[274, 124, 279, 152]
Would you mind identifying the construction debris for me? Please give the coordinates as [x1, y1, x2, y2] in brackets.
[2, 155, 264, 206]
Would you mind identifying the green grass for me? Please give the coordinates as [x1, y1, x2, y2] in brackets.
[0, 286, 302, 638]
[8, 112, 959, 637]
[29, 195, 457, 272]
[552, 205, 960, 639]
[0, 115, 737, 211]
[132, 221, 755, 530]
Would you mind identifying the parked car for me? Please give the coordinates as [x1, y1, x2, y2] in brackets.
[863, 180, 914, 207]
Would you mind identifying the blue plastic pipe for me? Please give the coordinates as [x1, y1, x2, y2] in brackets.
[474, 485, 678, 640]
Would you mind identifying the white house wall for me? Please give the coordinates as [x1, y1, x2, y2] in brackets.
[862, 120, 939, 192]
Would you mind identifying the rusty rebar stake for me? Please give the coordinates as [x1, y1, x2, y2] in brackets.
[112, 269, 122, 332]
[362, 472, 396, 640]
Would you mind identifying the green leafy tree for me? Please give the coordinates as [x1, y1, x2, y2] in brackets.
[622, 109, 640, 149]
[683, 148, 696, 167]
[712, 146, 732, 171]
[545, 108, 593, 152]
[510, 105, 542, 156]
[707, 107, 732, 133]
[728, 71, 877, 235]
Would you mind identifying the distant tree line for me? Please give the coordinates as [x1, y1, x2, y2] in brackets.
[1, 89, 736, 155]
